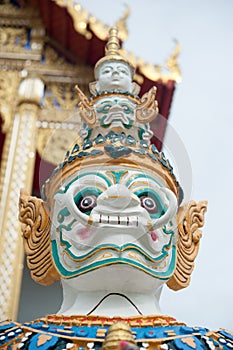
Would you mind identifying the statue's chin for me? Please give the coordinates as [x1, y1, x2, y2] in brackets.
[61, 264, 167, 294]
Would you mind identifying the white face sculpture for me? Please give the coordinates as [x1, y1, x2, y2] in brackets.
[96, 61, 133, 92]
[51, 166, 178, 282]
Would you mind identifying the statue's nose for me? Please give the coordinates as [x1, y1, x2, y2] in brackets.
[112, 69, 119, 76]
[109, 104, 121, 112]
[97, 184, 140, 210]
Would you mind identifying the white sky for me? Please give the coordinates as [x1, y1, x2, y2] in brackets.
[19, 0, 233, 331]
[76, 0, 233, 331]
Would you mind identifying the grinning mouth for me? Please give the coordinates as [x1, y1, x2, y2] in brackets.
[104, 112, 129, 124]
[89, 213, 140, 227]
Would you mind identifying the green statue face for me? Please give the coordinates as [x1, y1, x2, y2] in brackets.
[95, 96, 136, 129]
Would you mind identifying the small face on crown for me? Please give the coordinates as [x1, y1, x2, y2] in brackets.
[94, 95, 136, 129]
[96, 61, 133, 93]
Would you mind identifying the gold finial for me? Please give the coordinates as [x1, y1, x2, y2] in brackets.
[102, 322, 136, 350]
[115, 5, 130, 42]
[94, 27, 135, 78]
[105, 27, 121, 57]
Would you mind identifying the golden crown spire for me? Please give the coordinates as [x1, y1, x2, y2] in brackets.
[105, 26, 121, 56]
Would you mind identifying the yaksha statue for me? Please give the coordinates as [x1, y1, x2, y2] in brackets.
[0, 27, 232, 350]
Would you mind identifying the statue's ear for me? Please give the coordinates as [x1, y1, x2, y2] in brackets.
[18, 189, 60, 285]
[166, 200, 207, 291]
[89, 81, 98, 95]
[132, 82, 141, 95]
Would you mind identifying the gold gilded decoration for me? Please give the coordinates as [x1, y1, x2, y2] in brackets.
[0, 27, 27, 52]
[27, 46, 93, 84]
[165, 40, 181, 83]
[114, 5, 130, 42]
[0, 71, 20, 133]
[38, 314, 181, 327]
[180, 337, 196, 349]
[120, 40, 182, 83]
[54, 0, 129, 42]
[75, 85, 96, 125]
[18, 190, 60, 285]
[37, 334, 53, 347]
[167, 200, 208, 291]
[54, 0, 92, 40]
[44, 82, 79, 110]
[101, 322, 137, 350]
[90, 5, 129, 42]
[136, 86, 158, 123]
[0, 4, 44, 61]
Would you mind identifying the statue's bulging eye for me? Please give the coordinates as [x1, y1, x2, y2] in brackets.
[139, 195, 158, 214]
[121, 104, 130, 112]
[136, 189, 166, 218]
[103, 104, 111, 112]
[77, 195, 97, 214]
[74, 188, 101, 215]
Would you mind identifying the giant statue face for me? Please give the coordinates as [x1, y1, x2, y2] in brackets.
[96, 61, 133, 92]
[51, 166, 178, 282]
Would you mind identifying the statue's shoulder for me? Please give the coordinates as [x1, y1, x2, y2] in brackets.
[1, 317, 233, 350]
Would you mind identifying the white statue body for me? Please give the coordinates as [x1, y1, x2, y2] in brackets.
[19, 46, 205, 319]
[15, 26, 211, 350]
[18, 27, 207, 339]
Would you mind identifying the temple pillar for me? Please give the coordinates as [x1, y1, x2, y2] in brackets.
[0, 77, 44, 320]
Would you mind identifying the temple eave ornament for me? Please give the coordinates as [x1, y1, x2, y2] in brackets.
[54, 0, 129, 41]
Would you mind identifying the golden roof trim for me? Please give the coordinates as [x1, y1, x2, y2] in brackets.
[121, 40, 182, 84]
[53, 0, 129, 41]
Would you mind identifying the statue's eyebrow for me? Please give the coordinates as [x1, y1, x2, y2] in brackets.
[117, 65, 129, 71]
[99, 100, 113, 104]
[101, 65, 113, 71]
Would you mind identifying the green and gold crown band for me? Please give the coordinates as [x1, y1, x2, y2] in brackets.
[42, 132, 183, 211]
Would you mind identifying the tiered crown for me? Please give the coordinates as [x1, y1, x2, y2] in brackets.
[42, 27, 183, 209]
